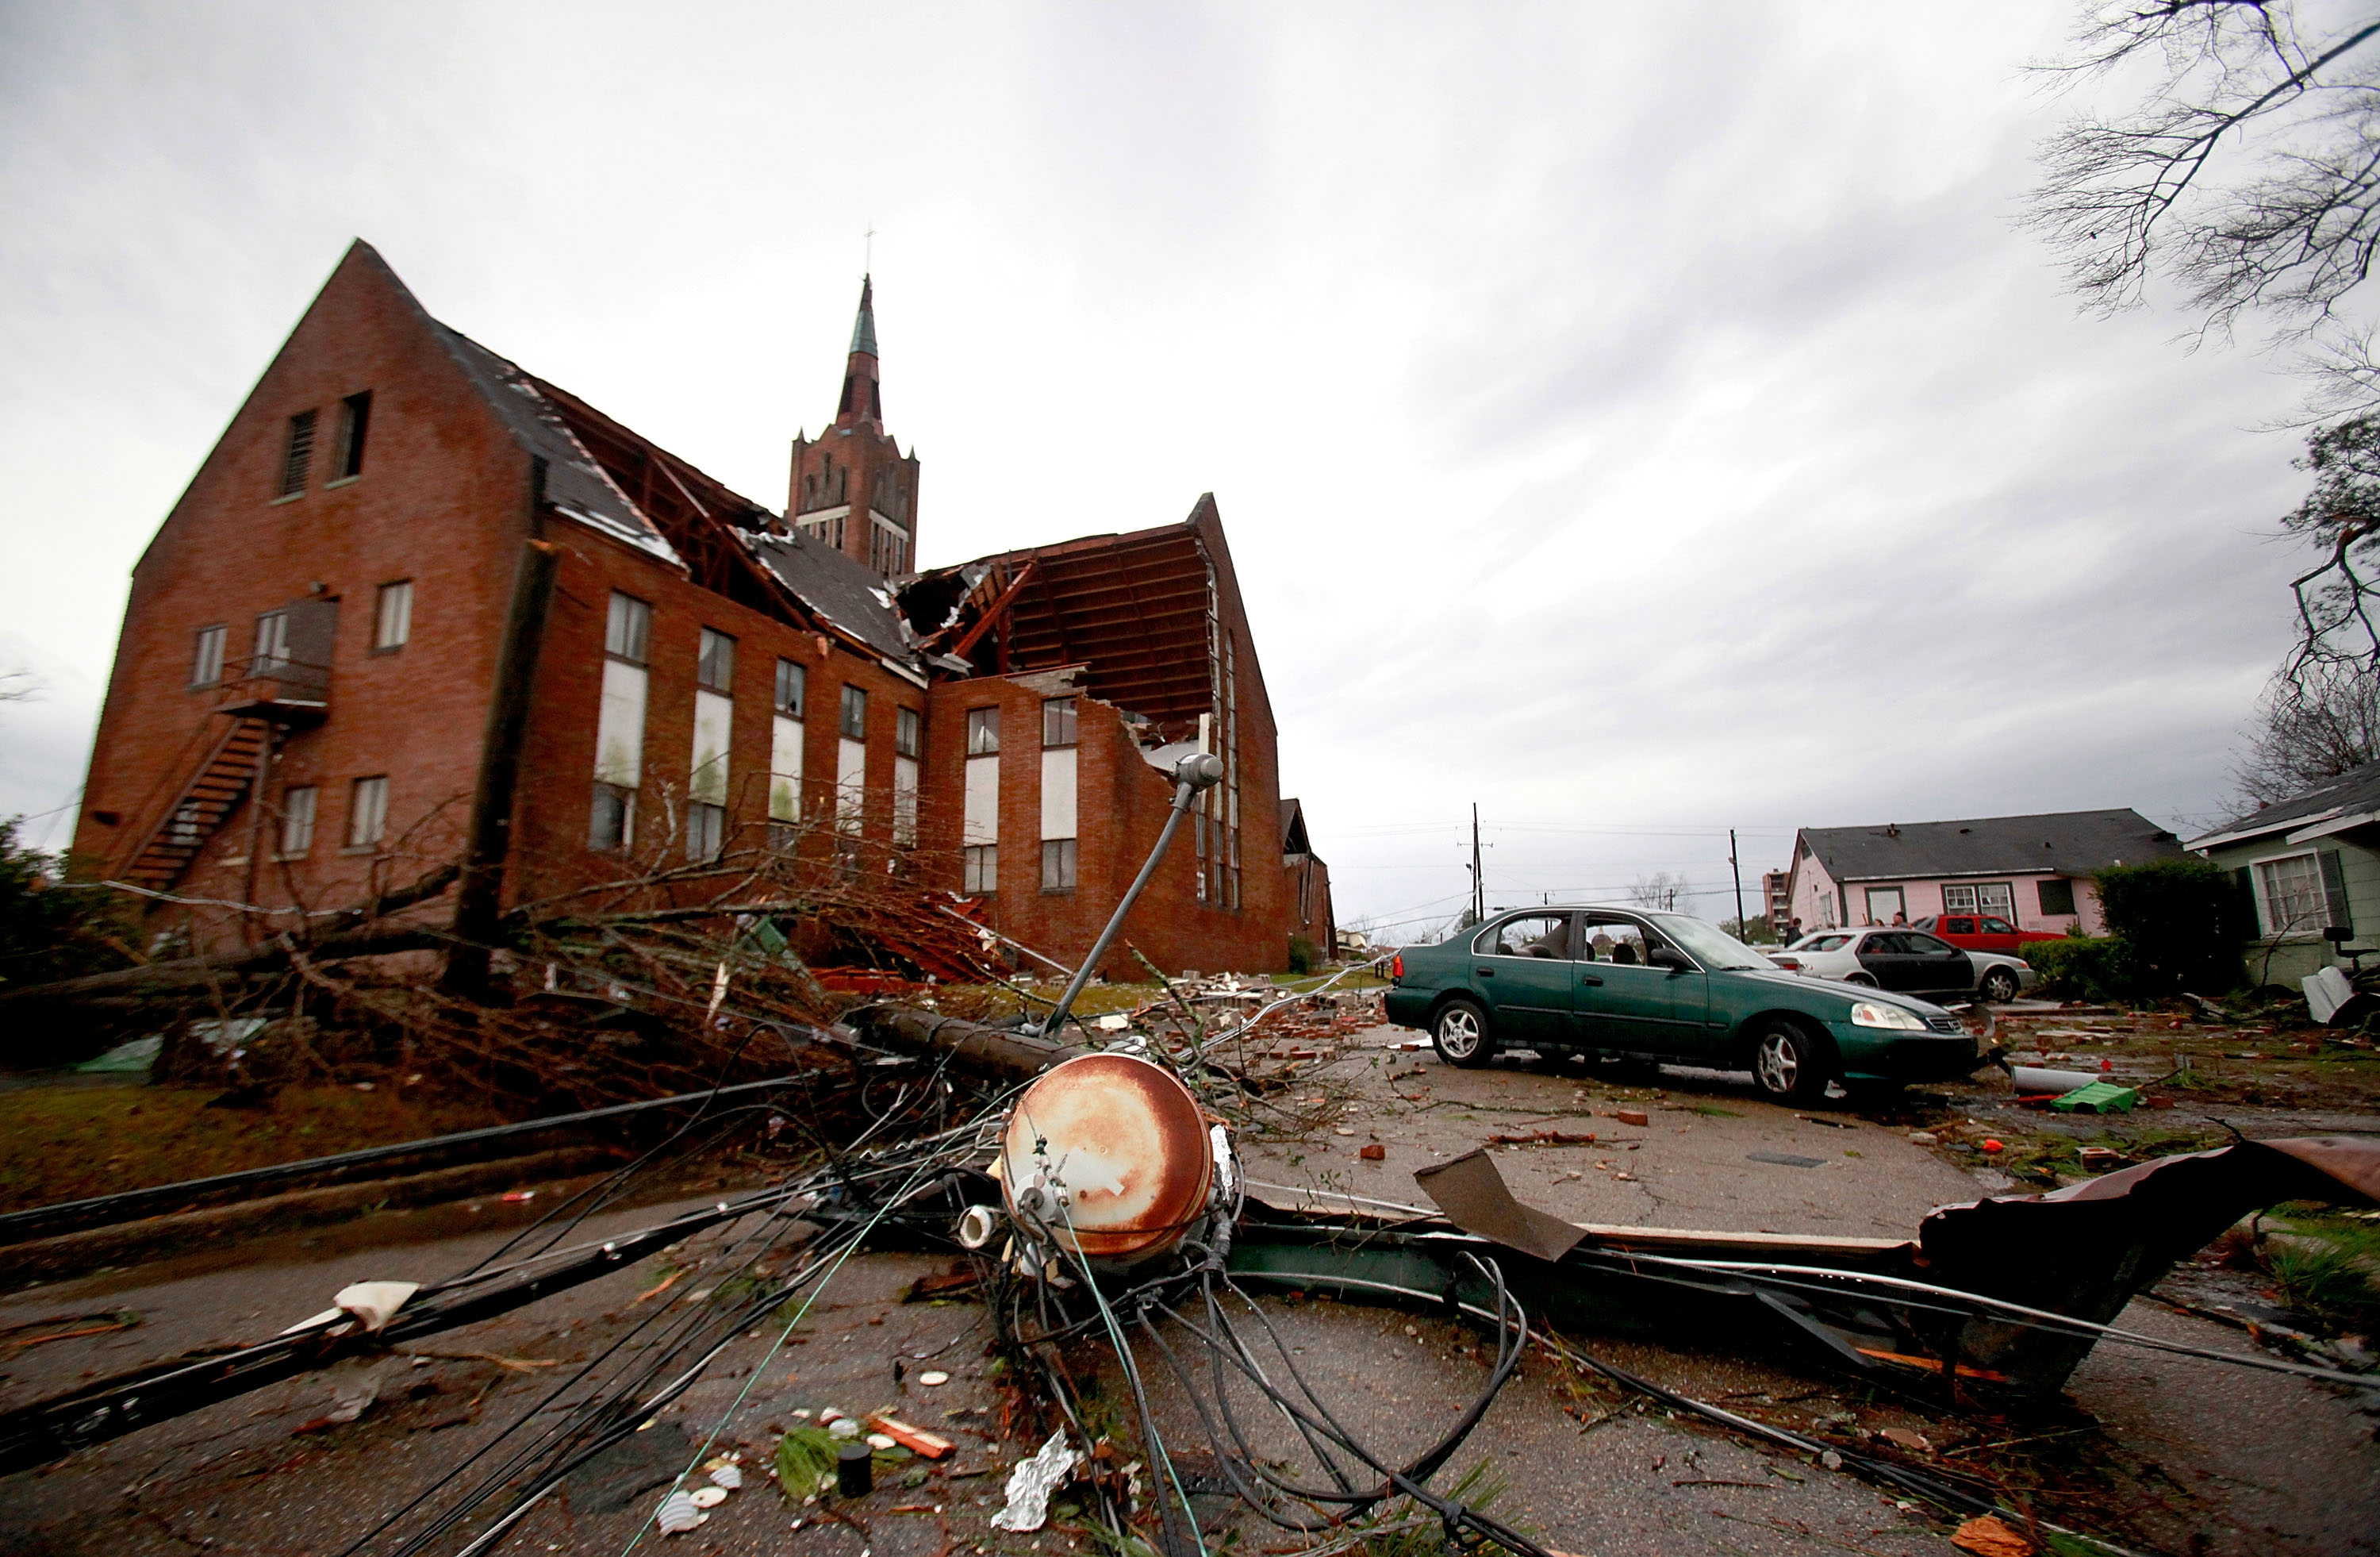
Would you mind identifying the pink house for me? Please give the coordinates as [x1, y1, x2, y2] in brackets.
[1782, 809, 2188, 937]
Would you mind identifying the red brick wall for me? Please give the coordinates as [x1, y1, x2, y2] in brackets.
[505, 528, 929, 912]
[72, 244, 531, 952]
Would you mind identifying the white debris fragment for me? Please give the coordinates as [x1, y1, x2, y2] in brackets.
[708, 1463, 744, 1490]
[689, 1485, 729, 1508]
[336, 1280, 422, 1332]
[919, 1370, 950, 1386]
[866, 1432, 897, 1451]
[656, 1490, 707, 1533]
[990, 1430, 1081, 1532]
[1093, 1013, 1130, 1032]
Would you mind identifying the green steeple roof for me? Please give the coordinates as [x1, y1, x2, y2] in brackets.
[849, 275, 877, 356]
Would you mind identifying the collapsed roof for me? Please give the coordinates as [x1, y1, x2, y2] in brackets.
[898, 502, 1249, 737]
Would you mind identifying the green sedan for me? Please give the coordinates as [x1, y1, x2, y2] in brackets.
[1383, 905, 1987, 1102]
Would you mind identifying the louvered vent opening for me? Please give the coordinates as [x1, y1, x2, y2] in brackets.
[280, 409, 317, 498]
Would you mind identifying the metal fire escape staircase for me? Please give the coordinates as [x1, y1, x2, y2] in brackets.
[117, 719, 271, 890]
[114, 596, 337, 894]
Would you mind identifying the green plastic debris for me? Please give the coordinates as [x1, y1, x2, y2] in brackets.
[2049, 1080, 2138, 1114]
[74, 1036, 161, 1075]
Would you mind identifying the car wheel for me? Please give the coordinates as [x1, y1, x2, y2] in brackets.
[1843, 972, 1878, 987]
[1978, 967, 2020, 1003]
[1433, 999, 1495, 1068]
[1749, 1021, 1832, 1104]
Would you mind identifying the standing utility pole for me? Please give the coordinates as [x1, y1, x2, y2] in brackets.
[1471, 804, 1484, 924]
[1729, 828, 1746, 937]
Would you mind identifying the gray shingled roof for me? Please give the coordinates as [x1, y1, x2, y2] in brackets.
[2190, 758, 2380, 847]
[742, 529, 914, 660]
[1798, 809, 2186, 883]
[428, 321, 681, 567]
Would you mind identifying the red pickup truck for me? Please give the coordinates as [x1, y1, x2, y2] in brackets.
[1908, 913, 2064, 955]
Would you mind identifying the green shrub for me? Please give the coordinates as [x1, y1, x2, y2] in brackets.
[1287, 935, 1318, 975]
[2022, 933, 2137, 1001]
[2094, 859, 2244, 994]
[0, 819, 136, 991]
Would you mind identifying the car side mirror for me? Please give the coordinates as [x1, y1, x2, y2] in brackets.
[1648, 948, 1690, 973]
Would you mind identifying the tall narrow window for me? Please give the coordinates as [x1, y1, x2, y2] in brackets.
[590, 783, 635, 850]
[334, 391, 372, 479]
[965, 845, 997, 894]
[697, 628, 736, 693]
[279, 786, 317, 857]
[893, 707, 920, 846]
[190, 624, 227, 686]
[840, 685, 868, 740]
[374, 580, 413, 651]
[1041, 838, 1077, 892]
[593, 591, 651, 853]
[347, 776, 389, 849]
[279, 409, 316, 498]
[770, 658, 804, 834]
[687, 801, 725, 863]
[966, 707, 1000, 755]
[1042, 697, 1077, 748]
[605, 592, 652, 663]
[253, 610, 290, 675]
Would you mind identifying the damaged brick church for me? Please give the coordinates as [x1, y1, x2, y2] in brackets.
[71, 241, 1333, 978]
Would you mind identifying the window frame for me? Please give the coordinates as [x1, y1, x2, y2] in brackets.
[1042, 697, 1078, 748]
[839, 684, 868, 741]
[190, 624, 228, 688]
[697, 628, 736, 694]
[895, 707, 921, 760]
[605, 592, 652, 665]
[252, 610, 290, 676]
[2036, 878, 2078, 917]
[774, 658, 806, 717]
[687, 799, 726, 863]
[1941, 883, 1979, 914]
[346, 775, 390, 852]
[332, 390, 371, 482]
[278, 786, 317, 858]
[964, 843, 998, 894]
[373, 579, 413, 653]
[589, 781, 635, 851]
[2251, 848, 2327, 938]
[965, 706, 1000, 755]
[1040, 836, 1078, 893]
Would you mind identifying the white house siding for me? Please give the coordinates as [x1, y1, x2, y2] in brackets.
[2203, 828, 2380, 985]
[689, 690, 731, 805]
[594, 660, 647, 787]
[769, 713, 802, 823]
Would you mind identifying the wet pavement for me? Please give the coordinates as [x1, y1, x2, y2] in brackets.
[2, 1016, 2376, 1556]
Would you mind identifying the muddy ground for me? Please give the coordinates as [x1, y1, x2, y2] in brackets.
[1, 998, 2376, 1556]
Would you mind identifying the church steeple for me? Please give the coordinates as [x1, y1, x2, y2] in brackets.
[835, 275, 881, 429]
[790, 274, 919, 577]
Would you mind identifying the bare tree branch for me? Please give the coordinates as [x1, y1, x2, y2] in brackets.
[2025, 2, 2380, 345]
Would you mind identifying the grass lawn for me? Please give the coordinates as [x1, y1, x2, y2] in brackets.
[0, 1084, 509, 1215]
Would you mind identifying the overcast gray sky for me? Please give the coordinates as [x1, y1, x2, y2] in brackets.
[0, 2, 2328, 936]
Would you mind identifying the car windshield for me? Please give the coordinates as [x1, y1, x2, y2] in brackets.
[1791, 932, 1852, 952]
[1646, 913, 1775, 971]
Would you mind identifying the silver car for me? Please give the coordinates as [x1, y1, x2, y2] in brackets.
[1767, 927, 2037, 1003]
